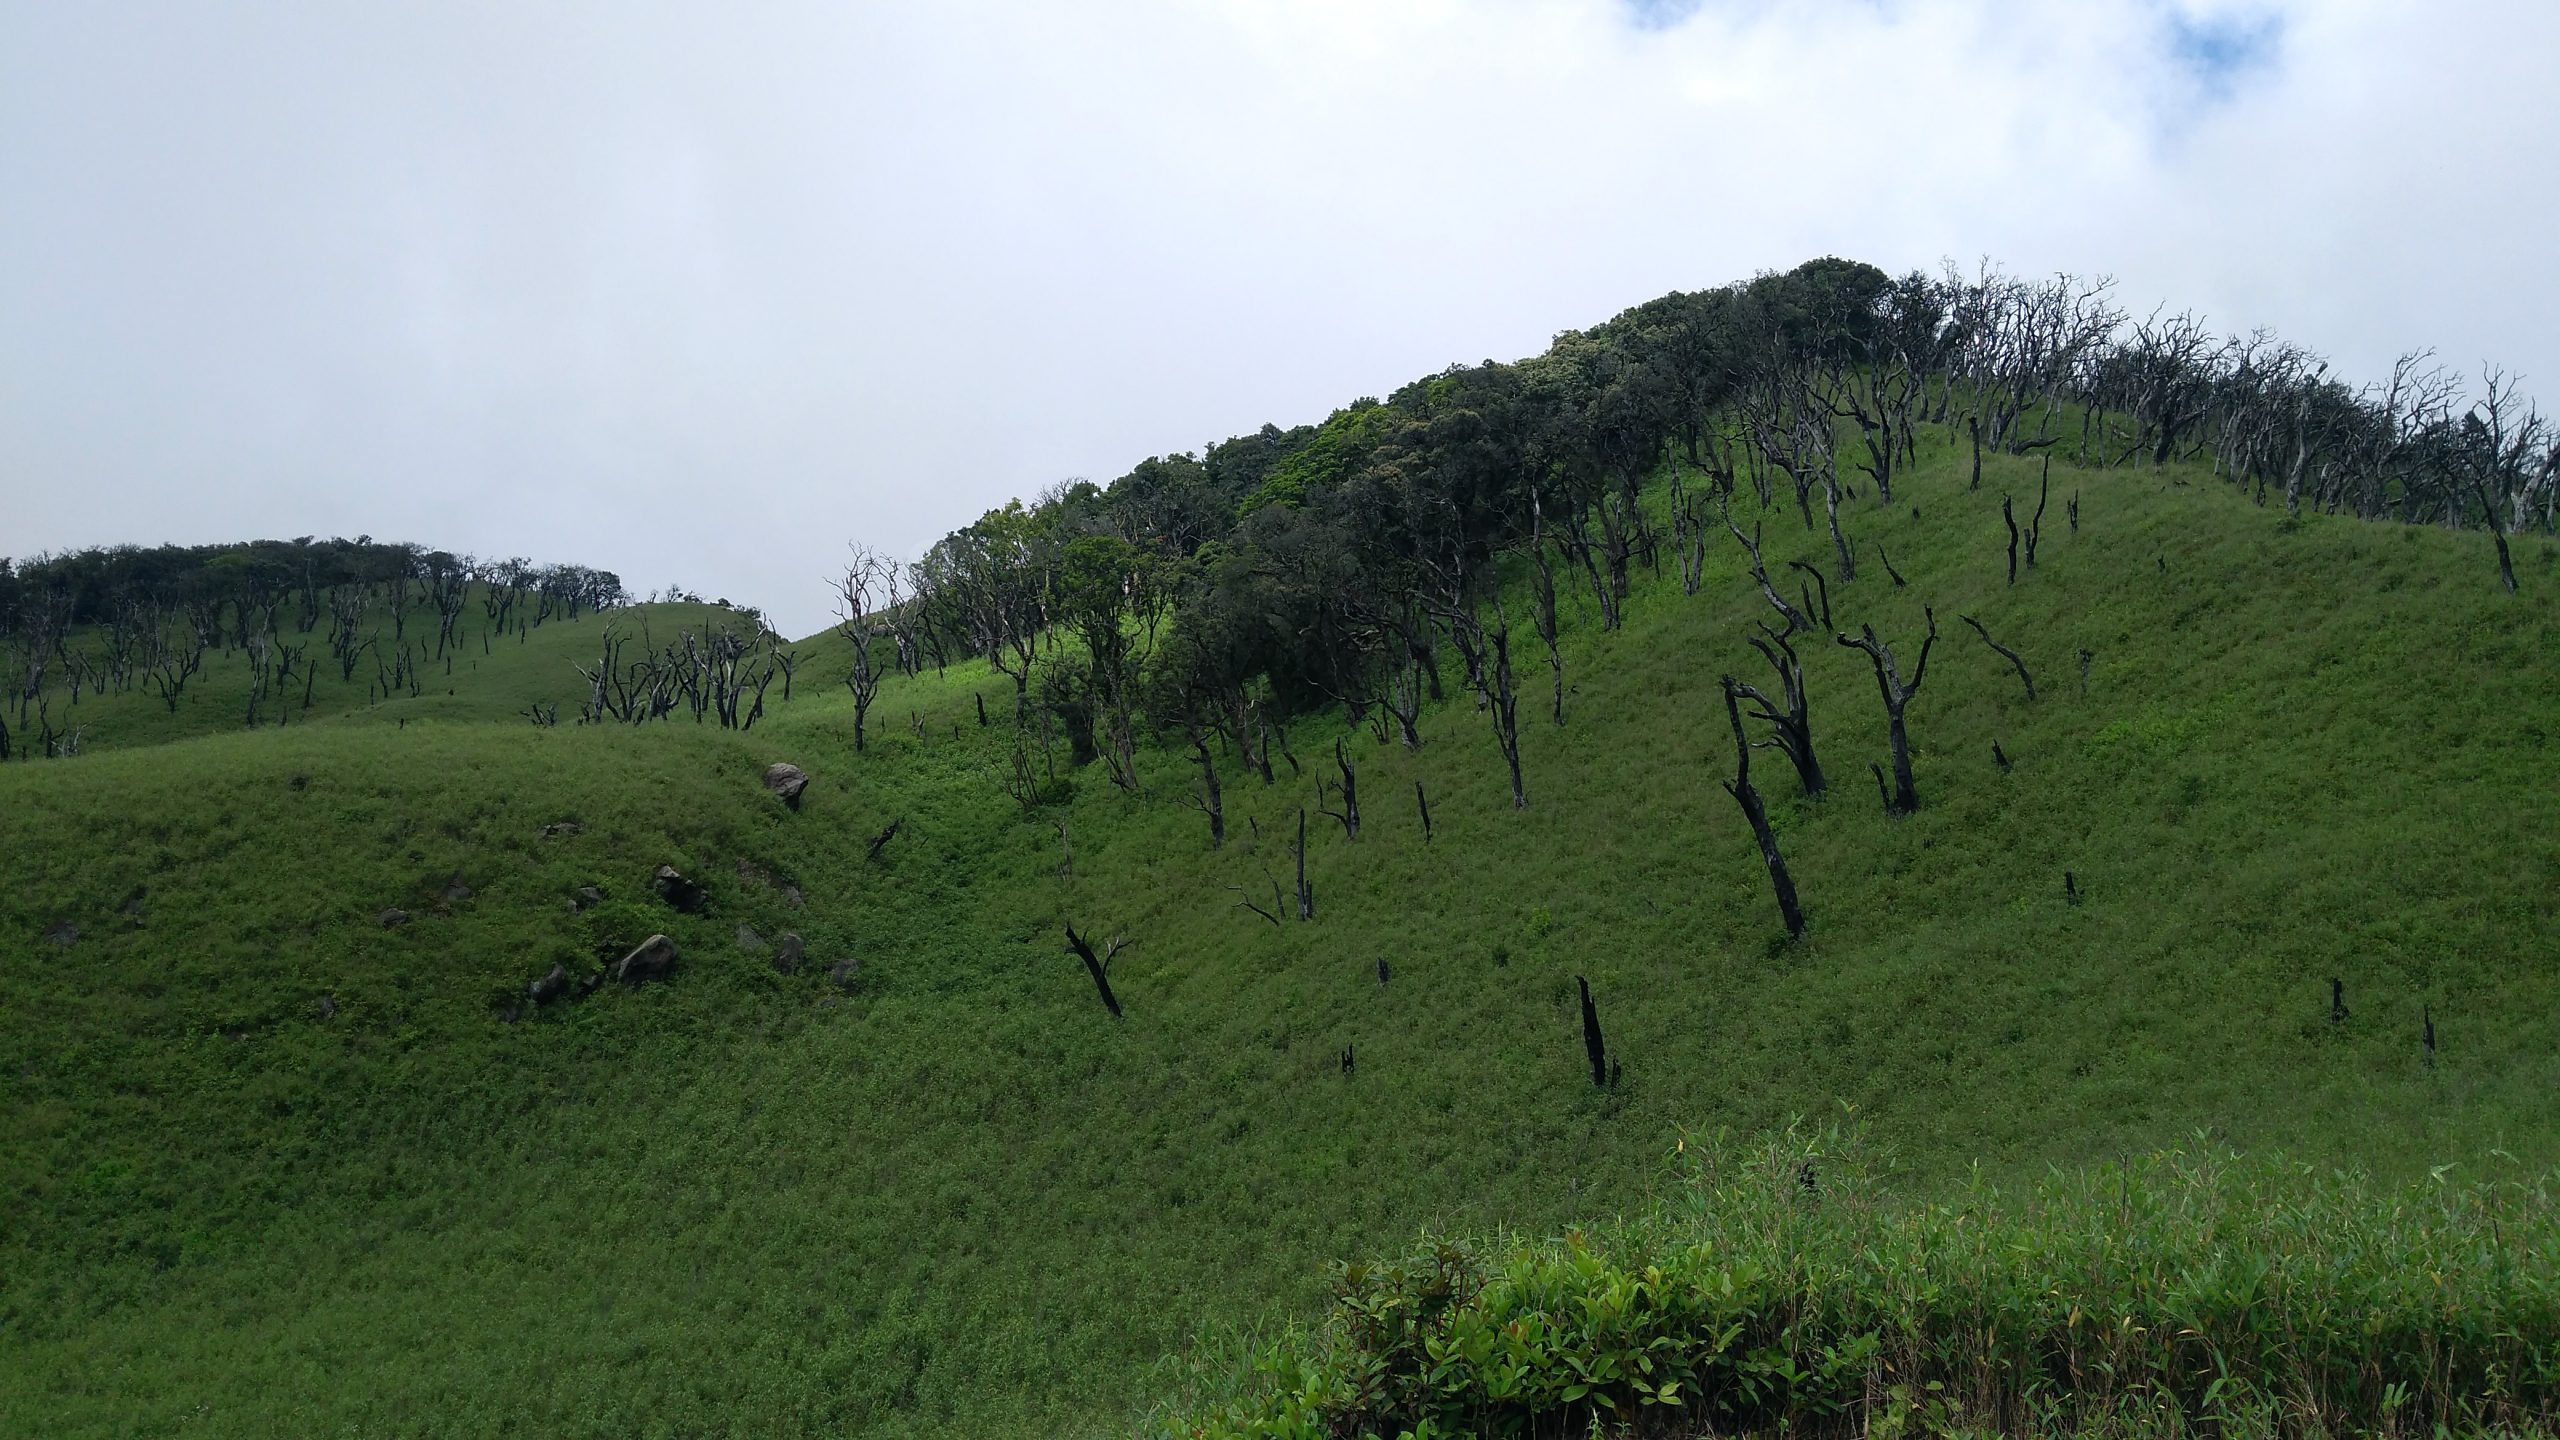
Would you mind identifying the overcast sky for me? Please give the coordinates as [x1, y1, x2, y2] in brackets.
[4, 1, 2554, 635]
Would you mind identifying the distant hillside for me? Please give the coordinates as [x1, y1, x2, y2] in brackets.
[0, 537, 792, 755]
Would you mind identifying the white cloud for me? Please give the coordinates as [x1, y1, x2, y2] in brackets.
[3, 0, 2553, 633]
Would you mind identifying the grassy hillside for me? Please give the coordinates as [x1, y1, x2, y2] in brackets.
[3, 435, 2556, 1436]
[11, 594, 755, 754]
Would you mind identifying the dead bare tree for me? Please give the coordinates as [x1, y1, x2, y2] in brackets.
[2460, 366, 2547, 593]
[1837, 607, 1938, 817]
[1480, 611, 1527, 810]
[1723, 506, 1813, 635]
[833, 544, 903, 753]
[1719, 677, 1807, 938]
[1227, 864, 1284, 926]
[1181, 729, 1225, 848]
[1732, 629, 1825, 798]
[1317, 738, 1360, 839]
[1062, 923, 1129, 1019]
[1876, 543, 1908, 588]
[1668, 458, 1710, 595]
[1316, 590, 1432, 752]
[1527, 497, 1568, 724]
[1785, 560, 1834, 631]
[1959, 614, 2035, 701]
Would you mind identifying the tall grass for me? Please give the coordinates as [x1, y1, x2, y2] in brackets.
[1165, 1124, 2560, 1439]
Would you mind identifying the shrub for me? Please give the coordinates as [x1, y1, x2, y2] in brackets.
[1165, 1124, 2560, 1438]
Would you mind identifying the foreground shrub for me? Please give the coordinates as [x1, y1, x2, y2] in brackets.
[1163, 1125, 2560, 1438]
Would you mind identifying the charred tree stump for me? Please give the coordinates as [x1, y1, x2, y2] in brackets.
[1294, 809, 1314, 921]
[1959, 614, 2036, 701]
[2003, 496, 2020, 586]
[1577, 975, 1608, 1088]
[2064, 870, 2080, 904]
[1786, 560, 1834, 630]
[2026, 461, 2050, 568]
[2329, 978, 2348, 1026]
[1969, 415, 1984, 491]
[865, 817, 905, 863]
[1877, 543, 1908, 587]
[2423, 1004, 2437, 1068]
[1720, 677, 1808, 938]
[976, 692, 987, 727]
[1340, 1044, 1355, 1075]
[1063, 923, 1128, 1019]
[1992, 739, 2012, 773]
[1376, 957, 1392, 985]
[1415, 779, 1432, 844]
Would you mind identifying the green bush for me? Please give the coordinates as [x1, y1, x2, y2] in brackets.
[1167, 1125, 2560, 1438]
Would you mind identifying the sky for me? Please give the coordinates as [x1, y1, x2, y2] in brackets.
[4, 0, 2554, 637]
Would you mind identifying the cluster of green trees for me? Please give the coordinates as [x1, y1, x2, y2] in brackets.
[1, 537, 624, 631]
[839, 256, 2553, 811]
[0, 537, 625, 758]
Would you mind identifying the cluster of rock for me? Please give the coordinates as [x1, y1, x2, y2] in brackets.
[362, 761, 852, 1024]
[507, 847, 859, 1019]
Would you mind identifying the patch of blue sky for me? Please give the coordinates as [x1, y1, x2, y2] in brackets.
[1622, 0, 1707, 32]
[2166, 7, 2284, 92]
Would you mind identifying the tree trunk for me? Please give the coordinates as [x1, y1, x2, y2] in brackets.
[1063, 923, 1122, 1019]
[2002, 495, 2019, 586]
[1294, 810, 1314, 920]
[1838, 610, 1937, 817]
[1577, 976, 1608, 1088]
[1192, 734, 1223, 848]
[1720, 678, 1806, 938]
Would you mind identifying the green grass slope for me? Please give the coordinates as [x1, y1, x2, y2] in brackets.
[3, 438, 2556, 1437]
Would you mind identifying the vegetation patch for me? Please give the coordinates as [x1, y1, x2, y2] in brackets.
[1167, 1127, 2560, 1439]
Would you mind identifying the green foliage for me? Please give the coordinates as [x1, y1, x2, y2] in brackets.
[1166, 1125, 2560, 1438]
[1236, 399, 1397, 518]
